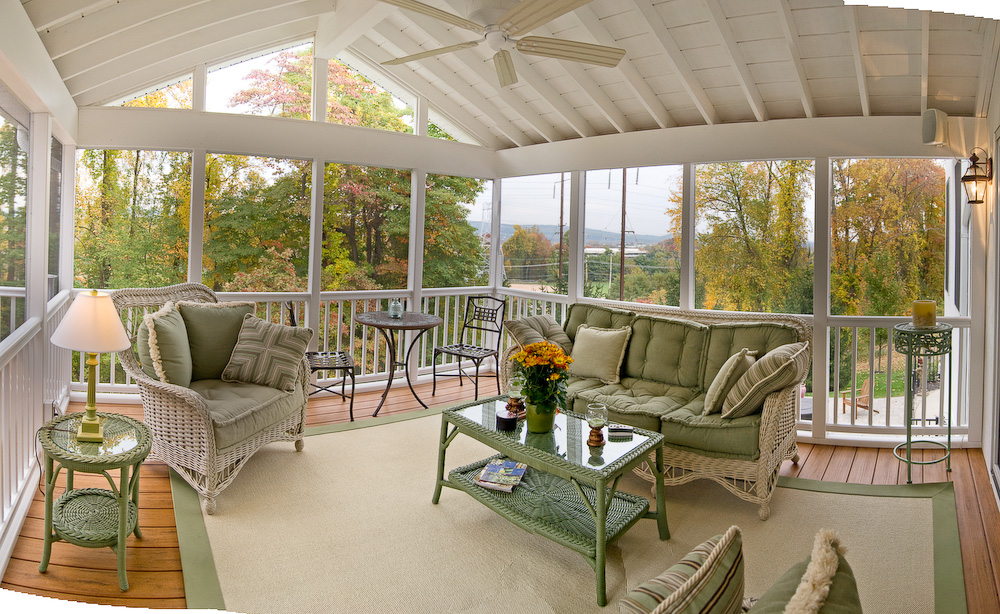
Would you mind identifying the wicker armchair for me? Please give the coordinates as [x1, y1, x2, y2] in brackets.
[111, 283, 308, 514]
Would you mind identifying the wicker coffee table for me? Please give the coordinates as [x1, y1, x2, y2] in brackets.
[433, 397, 669, 606]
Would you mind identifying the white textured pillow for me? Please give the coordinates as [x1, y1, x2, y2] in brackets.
[568, 325, 632, 384]
[703, 348, 757, 415]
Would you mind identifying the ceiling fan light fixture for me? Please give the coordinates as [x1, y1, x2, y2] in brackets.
[494, 50, 518, 87]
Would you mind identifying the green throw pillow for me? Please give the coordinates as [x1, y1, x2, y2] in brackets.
[703, 348, 757, 415]
[722, 341, 810, 419]
[567, 325, 631, 384]
[136, 323, 158, 381]
[142, 302, 192, 387]
[621, 525, 744, 614]
[222, 314, 313, 392]
[177, 300, 256, 380]
[504, 314, 573, 354]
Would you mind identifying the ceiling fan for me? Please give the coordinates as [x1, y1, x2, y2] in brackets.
[377, 0, 626, 87]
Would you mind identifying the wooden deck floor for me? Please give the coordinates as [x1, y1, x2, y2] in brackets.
[4, 378, 1000, 611]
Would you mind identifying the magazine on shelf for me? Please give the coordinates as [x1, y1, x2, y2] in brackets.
[475, 458, 528, 493]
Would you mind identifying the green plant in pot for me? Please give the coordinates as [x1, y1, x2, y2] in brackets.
[512, 341, 573, 433]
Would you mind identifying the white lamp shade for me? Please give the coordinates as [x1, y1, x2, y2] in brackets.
[51, 291, 131, 353]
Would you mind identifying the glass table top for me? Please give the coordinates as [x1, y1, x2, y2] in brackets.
[41, 413, 149, 460]
[448, 398, 658, 472]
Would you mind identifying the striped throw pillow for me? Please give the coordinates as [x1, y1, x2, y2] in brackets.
[722, 342, 811, 419]
[222, 314, 313, 392]
[621, 525, 744, 614]
[703, 348, 758, 415]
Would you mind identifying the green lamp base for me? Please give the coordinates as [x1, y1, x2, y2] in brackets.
[76, 413, 104, 443]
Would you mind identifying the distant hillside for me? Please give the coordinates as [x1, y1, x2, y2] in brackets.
[471, 222, 671, 247]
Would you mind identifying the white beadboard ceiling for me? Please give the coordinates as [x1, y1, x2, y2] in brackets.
[18, 0, 1000, 150]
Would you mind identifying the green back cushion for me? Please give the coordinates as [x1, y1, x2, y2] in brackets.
[177, 300, 257, 380]
[141, 302, 192, 387]
[624, 316, 708, 387]
[703, 348, 757, 415]
[621, 525, 744, 614]
[222, 315, 313, 392]
[702, 322, 800, 390]
[563, 304, 634, 342]
[722, 341, 811, 418]
[566, 325, 631, 384]
[135, 323, 158, 380]
[748, 552, 861, 613]
[504, 314, 573, 354]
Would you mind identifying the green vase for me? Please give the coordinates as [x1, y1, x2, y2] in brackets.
[525, 402, 557, 433]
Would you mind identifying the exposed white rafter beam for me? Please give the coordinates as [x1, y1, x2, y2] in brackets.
[22, 0, 120, 32]
[315, 0, 393, 60]
[920, 11, 929, 114]
[774, 0, 815, 118]
[348, 37, 507, 149]
[509, 53, 597, 138]
[975, 20, 999, 118]
[573, 5, 674, 129]
[630, 0, 719, 125]
[704, 0, 767, 122]
[387, 14, 562, 142]
[845, 5, 871, 116]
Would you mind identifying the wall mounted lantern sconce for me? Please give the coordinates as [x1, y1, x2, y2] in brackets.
[961, 147, 992, 204]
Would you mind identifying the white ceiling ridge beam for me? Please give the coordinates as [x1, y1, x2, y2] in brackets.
[573, 6, 675, 129]
[63, 3, 329, 97]
[703, 0, 768, 122]
[974, 20, 999, 118]
[920, 12, 929, 114]
[630, 0, 720, 125]
[368, 24, 535, 147]
[70, 21, 317, 106]
[509, 53, 597, 139]
[774, 0, 815, 119]
[42, 0, 212, 61]
[845, 5, 871, 117]
[21, 0, 119, 32]
[54, 0, 316, 80]
[347, 38, 506, 149]
[315, 0, 393, 60]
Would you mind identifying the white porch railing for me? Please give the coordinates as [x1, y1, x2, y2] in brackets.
[0, 286, 26, 346]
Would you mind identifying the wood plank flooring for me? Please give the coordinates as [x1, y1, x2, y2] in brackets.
[4, 377, 1000, 612]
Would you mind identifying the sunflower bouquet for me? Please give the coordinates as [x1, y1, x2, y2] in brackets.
[511, 341, 573, 412]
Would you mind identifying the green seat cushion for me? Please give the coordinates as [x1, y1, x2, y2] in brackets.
[563, 303, 635, 342]
[702, 322, 801, 390]
[623, 316, 709, 388]
[661, 400, 761, 459]
[621, 525, 744, 614]
[222, 315, 312, 392]
[748, 552, 861, 614]
[189, 379, 305, 451]
[142, 302, 192, 387]
[573, 378, 699, 432]
[177, 301, 256, 380]
[504, 314, 572, 354]
[567, 325, 631, 384]
[722, 341, 811, 419]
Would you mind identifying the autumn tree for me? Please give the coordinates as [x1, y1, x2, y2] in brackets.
[502, 225, 554, 283]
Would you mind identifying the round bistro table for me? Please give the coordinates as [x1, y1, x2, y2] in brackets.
[37, 412, 152, 591]
[355, 310, 443, 416]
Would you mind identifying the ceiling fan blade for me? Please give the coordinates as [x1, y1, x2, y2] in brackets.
[378, 0, 485, 34]
[515, 36, 626, 68]
[381, 41, 481, 66]
[499, 0, 593, 36]
[494, 50, 518, 87]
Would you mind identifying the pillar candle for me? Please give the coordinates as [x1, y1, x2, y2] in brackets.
[912, 300, 936, 328]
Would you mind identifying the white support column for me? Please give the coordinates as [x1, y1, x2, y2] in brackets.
[489, 177, 502, 292]
[192, 64, 207, 112]
[188, 151, 206, 283]
[408, 168, 427, 380]
[312, 57, 329, 123]
[812, 157, 831, 440]
[307, 159, 325, 349]
[26, 113, 51, 318]
[59, 143, 76, 295]
[680, 162, 696, 310]
[567, 170, 585, 304]
[415, 95, 428, 137]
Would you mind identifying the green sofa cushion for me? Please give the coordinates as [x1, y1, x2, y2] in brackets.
[723, 341, 811, 419]
[702, 322, 801, 390]
[504, 314, 573, 354]
[747, 552, 861, 613]
[142, 302, 192, 387]
[189, 379, 305, 451]
[222, 315, 312, 392]
[563, 303, 634, 342]
[135, 323, 159, 381]
[177, 300, 256, 381]
[573, 378, 699, 433]
[567, 325, 631, 384]
[623, 315, 709, 388]
[660, 399, 761, 459]
[704, 348, 757, 415]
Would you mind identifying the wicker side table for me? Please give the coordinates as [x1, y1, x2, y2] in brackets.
[37, 412, 152, 591]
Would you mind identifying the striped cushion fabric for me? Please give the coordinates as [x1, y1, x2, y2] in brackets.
[703, 348, 758, 415]
[721, 342, 810, 419]
[222, 315, 313, 392]
[621, 525, 744, 614]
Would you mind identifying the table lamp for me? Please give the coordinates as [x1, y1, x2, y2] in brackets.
[50, 290, 131, 442]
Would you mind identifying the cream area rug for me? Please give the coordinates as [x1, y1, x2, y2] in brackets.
[176, 411, 964, 614]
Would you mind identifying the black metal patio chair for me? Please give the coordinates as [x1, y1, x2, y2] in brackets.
[286, 302, 355, 421]
[431, 295, 506, 400]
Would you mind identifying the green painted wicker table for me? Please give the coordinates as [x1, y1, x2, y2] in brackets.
[433, 397, 669, 606]
[37, 412, 152, 591]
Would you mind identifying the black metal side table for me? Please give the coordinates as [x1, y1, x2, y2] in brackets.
[892, 322, 952, 484]
[37, 412, 152, 591]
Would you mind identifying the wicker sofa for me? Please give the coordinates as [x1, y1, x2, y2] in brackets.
[111, 283, 309, 514]
[502, 301, 811, 520]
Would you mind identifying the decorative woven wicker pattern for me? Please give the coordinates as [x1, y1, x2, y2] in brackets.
[53, 488, 139, 547]
[892, 323, 953, 357]
[111, 283, 308, 514]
